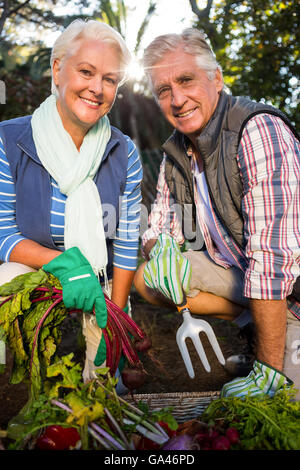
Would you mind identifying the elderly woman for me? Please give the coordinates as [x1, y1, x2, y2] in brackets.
[0, 20, 142, 389]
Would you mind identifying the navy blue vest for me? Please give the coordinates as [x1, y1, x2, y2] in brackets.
[0, 115, 128, 279]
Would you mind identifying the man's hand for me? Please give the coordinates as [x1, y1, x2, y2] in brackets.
[221, 359, 293, 398]
[143, 233, 192, 305]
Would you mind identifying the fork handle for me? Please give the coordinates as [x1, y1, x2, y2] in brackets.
[176, 298, 189, 314]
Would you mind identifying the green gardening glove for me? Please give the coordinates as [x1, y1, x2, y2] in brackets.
[143, 233, 192, 305]
[94, 334, 106, 367]
[43, 247, 107, 328]
[221, 359, 293, 398]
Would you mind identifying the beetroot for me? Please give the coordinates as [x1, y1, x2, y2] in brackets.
[36, 435, 58, 450]
[121, 366, 148, 392]
[134, 336, 152, 352]
[35, 425, 80, 450]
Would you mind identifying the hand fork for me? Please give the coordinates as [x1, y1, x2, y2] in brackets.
[176, 302, 225, 378]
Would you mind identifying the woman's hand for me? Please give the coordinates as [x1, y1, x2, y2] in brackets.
[43, 247, 107, 328]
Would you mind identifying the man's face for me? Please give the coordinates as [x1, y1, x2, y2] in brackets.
[151, 47, 223, 144]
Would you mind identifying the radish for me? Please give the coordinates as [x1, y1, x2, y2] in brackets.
[225, 427, 240, 444]
[208, 427, 219, 440]
[211, 435, 231, 450]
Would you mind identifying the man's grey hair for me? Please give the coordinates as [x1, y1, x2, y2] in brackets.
[50, 19, 132, 95]
[143, 28, 222, 90]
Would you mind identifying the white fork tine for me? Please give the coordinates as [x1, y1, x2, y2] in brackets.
[190, 330, 211, 373]
[176, 306, 225, 378]
[204, 322, 226, 366]
[176, 327, 196, 378]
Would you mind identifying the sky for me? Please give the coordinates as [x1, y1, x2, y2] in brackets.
[44, 0, 196, 56]
[121, 0, 196, 53]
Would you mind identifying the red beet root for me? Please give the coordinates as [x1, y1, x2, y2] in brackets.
[121, 367, 147, 391]
[134, 336, 152, 352]
[35, 425, 80, 450]
[36, 435, 58, 450]
[225, 427, 240, 444]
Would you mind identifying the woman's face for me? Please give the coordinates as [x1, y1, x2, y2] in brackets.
[53, 38, 122, 139]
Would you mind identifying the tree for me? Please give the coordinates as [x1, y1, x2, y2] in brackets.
[189, 0, 300, 127]
[0, 0, 83, 37]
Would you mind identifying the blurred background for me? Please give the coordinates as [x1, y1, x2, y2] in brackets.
[0, 0, 299, 209]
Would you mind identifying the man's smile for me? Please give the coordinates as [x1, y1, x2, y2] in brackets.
[174, 106, 199, 118]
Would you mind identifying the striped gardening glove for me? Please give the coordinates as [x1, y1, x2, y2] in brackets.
[221, 359, 293, 398]
[143, 233, 192, 305]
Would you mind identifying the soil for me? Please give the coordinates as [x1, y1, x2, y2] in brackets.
[0, 290, 248, 432]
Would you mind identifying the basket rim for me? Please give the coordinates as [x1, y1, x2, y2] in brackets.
[124, 390, 220, 400]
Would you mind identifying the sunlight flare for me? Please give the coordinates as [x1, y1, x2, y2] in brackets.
[126, 59, 145, 81]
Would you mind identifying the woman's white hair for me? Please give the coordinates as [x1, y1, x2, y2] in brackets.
[50, 19, 132, 95]
[143, 28, 222, 89]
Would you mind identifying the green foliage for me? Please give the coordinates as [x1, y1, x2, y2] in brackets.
[0, 270, 67, 399]
[0, 65, 51, 121]
[134, 1, 157, 54]
[5, 353, 175, 450]
[191, 0, 300, 127]
[202, 386, 300, 450]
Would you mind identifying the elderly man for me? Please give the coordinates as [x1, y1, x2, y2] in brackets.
[134, 28, 300, 398]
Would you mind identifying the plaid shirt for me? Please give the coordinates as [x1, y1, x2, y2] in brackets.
[142, 114, 300, 317]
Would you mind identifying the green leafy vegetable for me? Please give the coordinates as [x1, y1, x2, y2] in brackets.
[201, 386, 300, 450]
[6, 354, 174, 450]
[0, 270, 67, 398]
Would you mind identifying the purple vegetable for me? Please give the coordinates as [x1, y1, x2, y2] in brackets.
[162, 434, 198, 450]
[211, 436, 231, 450]
[225, 427, 240, 444]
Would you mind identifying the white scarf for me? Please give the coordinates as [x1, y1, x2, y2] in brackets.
[31, 94, 111, 278]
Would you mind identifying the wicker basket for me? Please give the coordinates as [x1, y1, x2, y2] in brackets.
[124, 391, 220, 423]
